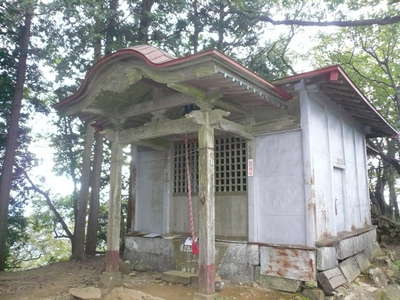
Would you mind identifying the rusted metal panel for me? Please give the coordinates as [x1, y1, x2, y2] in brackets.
[260, 246, 316, 281]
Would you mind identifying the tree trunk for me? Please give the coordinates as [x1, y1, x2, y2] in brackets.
[0, 5, 33, 271]
[138, 0, 155, 43]
[72, 123, 94, 260]
[387, 140, 400, 219]
[126, 144, 137, 232]
[85, 132, 103, 256]
[105, 0, 119, 55]
[192, 0, 201, 53]
[217, 1, 225, 51]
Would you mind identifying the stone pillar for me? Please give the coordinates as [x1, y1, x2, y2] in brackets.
[105, 130, 123, 272]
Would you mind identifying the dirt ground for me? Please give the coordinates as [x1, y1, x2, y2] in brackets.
[0, 257, 303, 300]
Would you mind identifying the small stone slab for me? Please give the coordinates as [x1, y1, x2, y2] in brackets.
[317, 267, 347, 295]
[339, 256, 361, 282]
[257, 274, 301, 292]
[355, 252, 371, 272]
[162, 270, 197, 285]
[353, 234, 368, 253]
[69, 287, 101, 299]
[317, 247, 338, 271]
[336, 237, 354, 260]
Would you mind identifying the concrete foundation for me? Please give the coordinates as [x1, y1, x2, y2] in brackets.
[125, 227, 378, 290]
[124, 236, 260, 283]
[316, 227, 377, 294]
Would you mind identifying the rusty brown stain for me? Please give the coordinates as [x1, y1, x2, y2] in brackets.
[281, 258, 292, 269]
[308, 258, 315, 278]
[290, 249, 299, 256]
[277, 249, 289, 256]
[276, 268, 287, 277]
[292, 264, 300, 270]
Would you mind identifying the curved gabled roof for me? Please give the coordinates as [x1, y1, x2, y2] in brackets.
[54, 45, 396, 138]
[54, 45, 292, 110]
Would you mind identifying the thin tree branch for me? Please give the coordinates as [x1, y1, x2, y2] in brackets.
[368, 143, 400, 175]
[23, 170, 74, 240]
[257, 15, 400, 27]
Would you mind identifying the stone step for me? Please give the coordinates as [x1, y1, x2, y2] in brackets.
[162, 270, 198, 285]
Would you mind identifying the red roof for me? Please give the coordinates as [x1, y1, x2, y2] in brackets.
[275, 65, 398, 137]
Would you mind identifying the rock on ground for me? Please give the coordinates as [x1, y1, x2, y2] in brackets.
[69, 286, 101, 299]
[368, 267, 389, 288]
[103, 287, 165, 300]
[374, 284, 400, 300]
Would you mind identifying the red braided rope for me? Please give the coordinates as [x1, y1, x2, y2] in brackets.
[184, 135, 197, 254]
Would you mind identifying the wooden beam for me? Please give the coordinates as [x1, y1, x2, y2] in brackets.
[105, 109, 251, 145]
[198, 111, 216, 295]
[216, 118, 253, 140]
[167, 82, 222, 110]
[105, 130, 123, 272]
[120, 93, 194, 119]
[187, 109, 252, 139]
[214, 99, 248, 116]
[118, 117, 200, 144]
[137, 140, 170, 151]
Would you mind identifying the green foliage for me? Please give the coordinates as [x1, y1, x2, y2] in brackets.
[312, 24, 400, 124]
[0, 0, 49, 270]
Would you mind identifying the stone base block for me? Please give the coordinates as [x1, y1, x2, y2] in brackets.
[317, 267, 346, 295]
[162, 270, 197, 285]
[355, 252, 371, 272]
[256, 274, 301, 292]
[339, 256, 361, 282]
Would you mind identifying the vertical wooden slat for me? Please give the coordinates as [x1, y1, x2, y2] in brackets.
[198, 112, 215, 295]
[105, 130, 123, 272]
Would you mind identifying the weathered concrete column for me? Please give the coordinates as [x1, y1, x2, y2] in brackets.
[197, 111, 216, 295]
[105, 130, 123, 272]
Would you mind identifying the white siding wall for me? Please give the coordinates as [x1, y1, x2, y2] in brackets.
[251, 130, 306, 245]
[305, 91, 370, 241]
[135, 149, 171, 234]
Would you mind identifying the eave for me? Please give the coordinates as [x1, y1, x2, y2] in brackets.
[275, 65, 398, 138]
